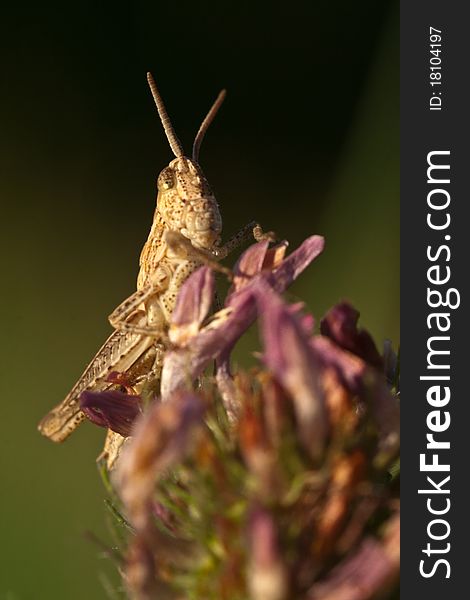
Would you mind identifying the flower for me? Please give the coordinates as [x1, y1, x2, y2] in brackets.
[115, 390, 206, 530]
[68, 234, 399, 600]
[247, 507, 288, 600]
[307, 512, 400, 600]
[255, 280, 327, 459]
[161, 235, 325, 402]
[79, 390, 142, 438]
[320, 302, 383, 370]
[168, 265, 215, 346]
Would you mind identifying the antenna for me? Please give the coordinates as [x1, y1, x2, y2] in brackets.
[147, 72, 184, 158]
[192, 89, 226, 162]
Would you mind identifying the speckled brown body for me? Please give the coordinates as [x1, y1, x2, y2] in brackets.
[38, 157, 223, 445]
[137, 157, 222, 324]
[38, 75, 262, 452]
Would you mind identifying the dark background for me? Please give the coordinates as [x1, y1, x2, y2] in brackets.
[0, 1, 398, 598]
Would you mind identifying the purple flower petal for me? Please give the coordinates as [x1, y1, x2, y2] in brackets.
[320, 302, 383, 370]
[265, 235, 324, 295]
[248, 507, 288, 600]
[230, 240, 270, 294]
[162, 236, 325, 401]
[215, 357, 240, 423]
[255, 281, 328, 458]
[287, 302, 315, 336]
[169, 266, 215, 345]
[226, 240, 289, 300]
[226, 235, 324, 307]
[307, 513, 400, 600]
[261, 241, 289, 272]
[310, 337, 366, 394]
[311, 337, 399, 454]
[80, 390, 142, 437]
[162, 289, 257, 399]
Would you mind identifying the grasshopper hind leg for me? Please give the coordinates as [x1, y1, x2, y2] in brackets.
[38, 312, 154, 442]
[98, 341, 165, 470]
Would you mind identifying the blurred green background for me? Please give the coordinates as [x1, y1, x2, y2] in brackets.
[0, 1, 398, 598]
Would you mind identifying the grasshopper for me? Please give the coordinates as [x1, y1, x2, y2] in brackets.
[38, 73, 266, 452]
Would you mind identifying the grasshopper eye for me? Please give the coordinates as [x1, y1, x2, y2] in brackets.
[157, 167, 175, 191]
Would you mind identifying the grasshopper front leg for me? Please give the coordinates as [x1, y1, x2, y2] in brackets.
[213, 221, 275, 260]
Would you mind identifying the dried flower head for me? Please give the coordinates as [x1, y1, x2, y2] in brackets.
[78, 235, 399, 600]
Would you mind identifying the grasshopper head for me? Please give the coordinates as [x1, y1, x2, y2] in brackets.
[156, 157, 222, 250]
[147, 73, 225, 251]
